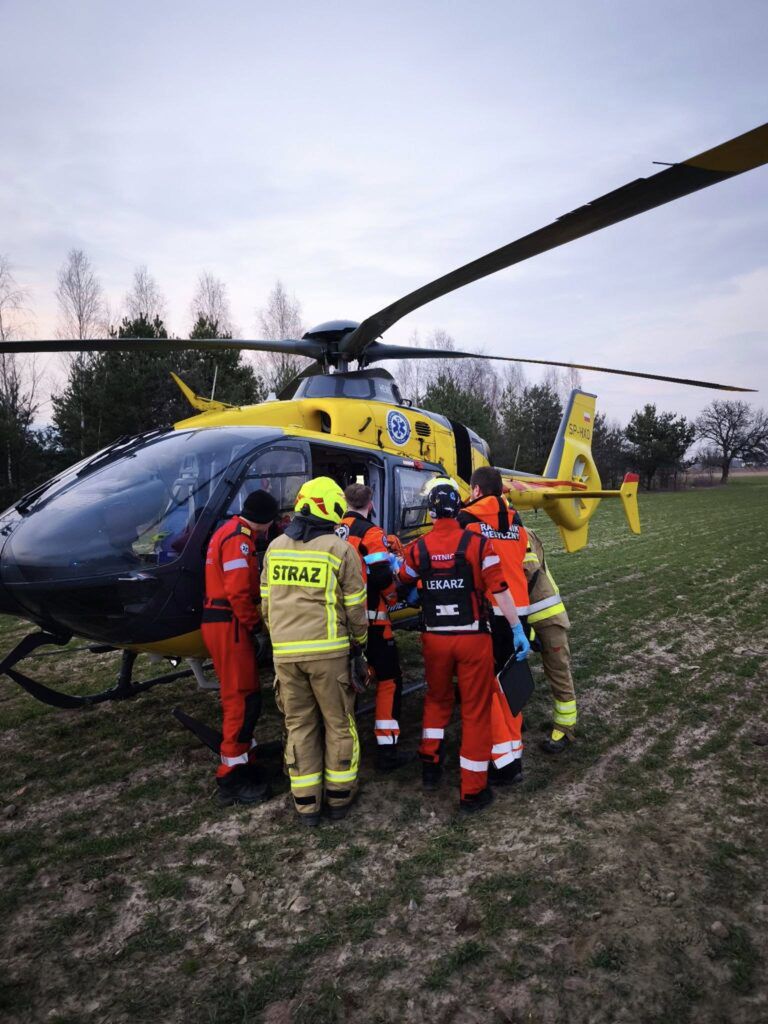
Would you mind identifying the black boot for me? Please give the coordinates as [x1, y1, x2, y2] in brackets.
[375, 746, 416, 773]
[296, 810, 322, 828]
[216, 765, 271, 806]
[489, 759, 523, 786]
[422, 761, 443, 791]
[459, 787, 495, 815]
[540, 729, 572, 755]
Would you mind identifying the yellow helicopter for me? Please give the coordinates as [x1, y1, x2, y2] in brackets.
[0, 121, 764, 711]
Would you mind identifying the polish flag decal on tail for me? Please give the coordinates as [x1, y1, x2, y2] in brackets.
[583, 411, 591, 423]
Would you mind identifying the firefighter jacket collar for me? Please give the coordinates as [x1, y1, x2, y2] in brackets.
[285, 513, 337, 542]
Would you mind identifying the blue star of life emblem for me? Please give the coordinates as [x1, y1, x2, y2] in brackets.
[387, 410, 411, 446]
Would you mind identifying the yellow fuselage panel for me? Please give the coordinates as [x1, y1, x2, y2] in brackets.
[174, 397, 469, 482]
[123, 630, 208, 659]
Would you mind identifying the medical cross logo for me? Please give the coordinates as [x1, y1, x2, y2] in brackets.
[387, 410, 411, 446]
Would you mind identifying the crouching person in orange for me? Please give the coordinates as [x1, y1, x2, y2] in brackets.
[337, 483, 411, 772]
[400, 478, 528, 815]
[459, 466, 531, 786]
[202, 490, 279, 806]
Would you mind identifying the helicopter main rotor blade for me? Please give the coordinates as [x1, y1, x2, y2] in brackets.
[363, 341, 755, 392]
[0, 337, 326, 359]
[339, 123, 768, 360]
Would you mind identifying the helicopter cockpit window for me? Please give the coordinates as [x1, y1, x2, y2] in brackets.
[2, 428, 272, 582]
[395, 465, 441, 539]
[227, 446, 308, 518]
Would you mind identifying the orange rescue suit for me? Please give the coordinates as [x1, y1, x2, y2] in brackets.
[401, 518, 508, 797]
[338, 511, 402, 745]
[202, 515, 262, 778]
[458, 494, 528, 767]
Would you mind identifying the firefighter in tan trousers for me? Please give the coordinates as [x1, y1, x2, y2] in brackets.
[261, 477, 369, 826]
[523, 527, 577, 753]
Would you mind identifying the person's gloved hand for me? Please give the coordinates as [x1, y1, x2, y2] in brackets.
[251, 625, 271, 663]
[387, 553, 404, 575]
[511, 622, 530, 661]
[349, 644, 371, 694]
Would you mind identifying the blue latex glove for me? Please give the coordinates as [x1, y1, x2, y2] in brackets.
[511, 622, 530, 661]
[388, 553, 403, 575]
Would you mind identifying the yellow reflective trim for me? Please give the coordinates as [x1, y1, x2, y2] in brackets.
[325, 768, 357, 783]
[555, 700, 576, 711]
[551, 729, 566, 742]
[343, 588, 367, 607]
[268, 548, 342, 566]
[325, 555, 337, 641]
[349, 711, 360, 776]
[528, 602, 566, 624]
[272, 638, 350, 655]
[290, 772, 323, 789]
[544, 567, 560, 594]
[523, 553, 539, 564]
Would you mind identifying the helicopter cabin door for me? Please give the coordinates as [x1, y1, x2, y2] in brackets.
[223, 441, 310, 532]
[308, 443, 386, 526]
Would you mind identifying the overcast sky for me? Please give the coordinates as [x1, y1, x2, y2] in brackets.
[1, 0, 766, 425]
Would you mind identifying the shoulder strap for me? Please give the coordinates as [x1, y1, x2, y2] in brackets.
[496, 496, 509, 533]
[455, 530, 473, 567]
[416, 537, 430, 576]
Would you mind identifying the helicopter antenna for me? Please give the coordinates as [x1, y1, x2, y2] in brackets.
[210, 363, 218, 401]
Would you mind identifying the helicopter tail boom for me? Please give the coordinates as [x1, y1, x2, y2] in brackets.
[499, 390, 642, 551]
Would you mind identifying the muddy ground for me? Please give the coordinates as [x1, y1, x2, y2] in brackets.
[0, 478, 766, 1023]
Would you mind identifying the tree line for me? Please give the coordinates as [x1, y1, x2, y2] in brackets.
[0, 251, 766, 510]
[393, 331, 767, 490]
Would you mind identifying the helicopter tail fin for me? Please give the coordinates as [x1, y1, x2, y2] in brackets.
[543, 389, 599, 486]
[540, 390, 600, 551]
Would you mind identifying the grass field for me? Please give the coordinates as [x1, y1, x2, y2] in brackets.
[0, 478, 766, 1024]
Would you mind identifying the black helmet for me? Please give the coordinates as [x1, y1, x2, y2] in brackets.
[426, 477, 462, 519]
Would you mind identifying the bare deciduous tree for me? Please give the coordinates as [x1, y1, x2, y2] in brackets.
[255, 279, 307, 392]
[0, 257, 41, 492]
[543, 365, 583, 405]
[394, 328, 502, 411]
[55, 249, 104, 340]
[0, 254, 32, 342]
[125, 265, 166, 322]
[695, 400, 768, 483]
[189, 271, 235, 336]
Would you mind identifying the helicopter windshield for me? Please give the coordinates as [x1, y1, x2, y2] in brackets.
[2, 427, 277, 583]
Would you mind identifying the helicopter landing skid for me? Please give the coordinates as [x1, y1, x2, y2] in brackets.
[0, 630, 198, 710]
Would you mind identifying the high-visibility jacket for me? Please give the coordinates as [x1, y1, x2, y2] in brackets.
[522, 528, 570, 628]
[204, 515, 262, 631]
[458, 495, 529, 614]
[261, 532, 369, 661]
[400, 518, 507, 634]
[337, 512, 397, 627]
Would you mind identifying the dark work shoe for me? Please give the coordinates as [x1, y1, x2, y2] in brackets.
[422, 762, 442, 792]
[375, 747, 416, 773]
[216, 773, 272, 806]
[296, 811, 322, 828]
[489, 760, 523, 786]
[459, 787, 495, 816]
[540, 730, 572, 755]
[326, 803, 353, 822]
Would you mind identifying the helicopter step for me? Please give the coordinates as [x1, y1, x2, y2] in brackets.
[0, 630, 199, 709]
